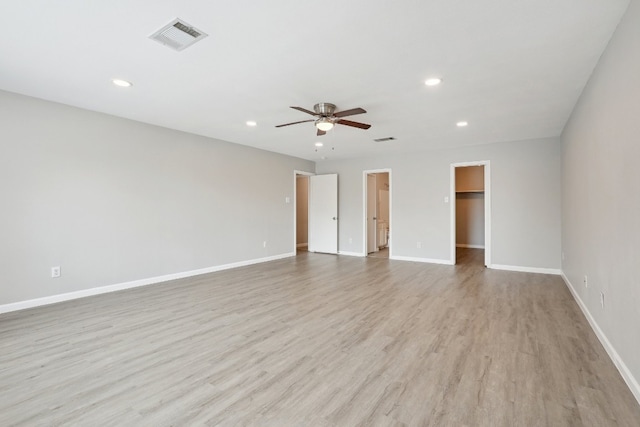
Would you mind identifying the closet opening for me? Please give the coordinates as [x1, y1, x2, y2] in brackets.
[451, 162, 491, 267]
[294, 172, 311, 254]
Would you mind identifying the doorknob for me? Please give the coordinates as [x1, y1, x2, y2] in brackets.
[332, 217, 337, 220]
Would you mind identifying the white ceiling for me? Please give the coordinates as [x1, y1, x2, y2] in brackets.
[0, 0, 629, 161]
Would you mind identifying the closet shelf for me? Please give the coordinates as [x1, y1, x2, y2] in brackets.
[456, 190, 484, 193]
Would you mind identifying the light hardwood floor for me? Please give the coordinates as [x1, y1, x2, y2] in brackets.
[368, 248, 389, 259]
[1, 249, 639, 426]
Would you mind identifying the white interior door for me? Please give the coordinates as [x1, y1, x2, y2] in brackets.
[308, 174, 338, 254]
[367, 174, 377, 253]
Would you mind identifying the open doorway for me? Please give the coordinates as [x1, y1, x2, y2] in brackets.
[364, 170, 391, 258]
[294, 172, 312, 254]
[450, 161, 491, 267]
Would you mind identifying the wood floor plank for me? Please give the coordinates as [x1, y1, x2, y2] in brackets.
[0, 249, 639, 426]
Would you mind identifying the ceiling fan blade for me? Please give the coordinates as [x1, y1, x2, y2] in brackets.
[317, 128, 326, 136]
[334, 107, 366, 118]
[290, 106, 318, 116]
[275, 119, 315, 128]
[336, 119, 371, 130]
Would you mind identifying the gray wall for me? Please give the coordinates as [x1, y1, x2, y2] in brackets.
[456, 193, 485, 248]
[0, 90, 314, 305]
[561, 0, 640, 393]
[317, 137, 561, 269]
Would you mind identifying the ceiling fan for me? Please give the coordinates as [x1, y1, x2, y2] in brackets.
[276, 103, 371, 136]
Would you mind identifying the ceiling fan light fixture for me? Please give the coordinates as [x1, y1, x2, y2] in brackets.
[315, 118, 334, 132]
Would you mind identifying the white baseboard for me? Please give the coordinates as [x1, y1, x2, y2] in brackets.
[391, 255, 454, 265]
[489, 264, 561, 275]
[338, 251, 365, 257]
[0, 252, 296, 315]
[561, 273, 640, 405]
[296, 243, 308, 248]
[456, 244, 485, 249]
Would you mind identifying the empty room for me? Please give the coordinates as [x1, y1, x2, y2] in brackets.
[1, 1, 639, 425]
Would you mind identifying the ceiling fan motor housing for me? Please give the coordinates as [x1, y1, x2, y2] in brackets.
[314, 103, 336, 117]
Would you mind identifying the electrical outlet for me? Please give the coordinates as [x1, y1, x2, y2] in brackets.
[285, 196, 290, 204]
[444, 196, 449, 203]
[263, 241, 267, 248]
[348, 237, 353, 244]
[584, 275, 588, 288]
[51, 266, 61, 278]
[417, 242, 422, 249]
[600, 292, 605, 309]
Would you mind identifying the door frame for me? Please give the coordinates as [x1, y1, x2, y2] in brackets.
[293, 170, 314, 253]
[362, 168, 392, 257]
[450, 161, 491, 266]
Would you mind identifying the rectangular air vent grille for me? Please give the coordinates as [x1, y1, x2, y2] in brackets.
[149, 19, 208, 51]
[373, 137, 396, 142]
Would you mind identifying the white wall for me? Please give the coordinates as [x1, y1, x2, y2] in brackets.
[316, 137, 561, 269]
[561, 0, 640, 400]
[0, 90, 314, 306]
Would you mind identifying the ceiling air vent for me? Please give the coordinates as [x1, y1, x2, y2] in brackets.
[373, 137, 396, 142]
[149, 19, 208, 51]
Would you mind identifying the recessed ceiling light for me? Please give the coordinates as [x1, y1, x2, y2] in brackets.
[315, 142, 323, 147]
[246, 121, 257, 127]
[425, 78, 442, 86]
[112, 79, 132, 87]
[456, 121, 468, 127]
